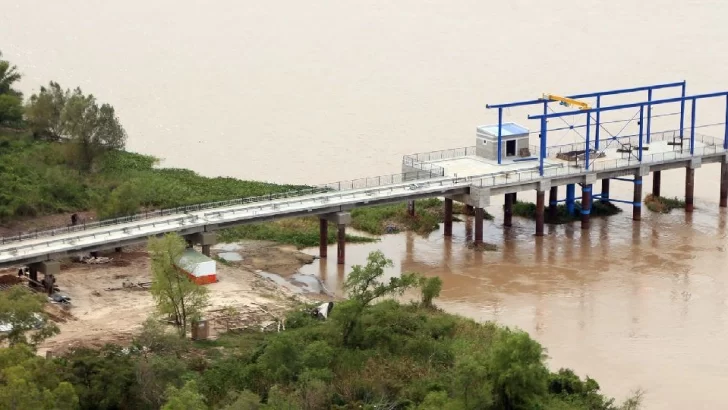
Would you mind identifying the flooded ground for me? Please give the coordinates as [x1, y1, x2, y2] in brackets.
[301, 167, 728, 409]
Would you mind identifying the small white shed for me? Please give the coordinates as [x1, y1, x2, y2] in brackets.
[175, 249, 217, 285]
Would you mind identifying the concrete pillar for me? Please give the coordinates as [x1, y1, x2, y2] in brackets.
[721, 161, 728, 208]
[581, 184, 592, 230]
[201, 245, 211, 257]
[652, 171, 661, 197]
[548, 186, 558, 222]
[407, 200, 416, 217]
[512, 192, 517, 202]
[36, 261, 60, 296]
[337, 224, 346, 265]
[90, 251, 98, 258]
[465, 204, 474, 216]
[319, 218, 328, 258]
[685, 166, 695, 212]
[187, 232, 217, 256]
[633, 176, 643, 221]
[115, 247, 122, 253]
[474, 208, 484, 245]
[535, 190, 545, 236]
[28, 266, 38, 288]
[566, 184, 576, 215]
[444, 198, 453, 236]
[504, 193, 513, 227]
[601, 179, 610, 203]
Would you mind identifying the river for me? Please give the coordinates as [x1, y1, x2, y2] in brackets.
[3, 1, 728, 407]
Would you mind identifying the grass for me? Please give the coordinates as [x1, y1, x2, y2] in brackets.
[218, 217, 375, 249]
[351, 198, 492, 236]
[512, 199, 622, 224]
[644, 193, 686, 213]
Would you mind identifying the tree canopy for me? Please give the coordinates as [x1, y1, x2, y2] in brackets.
[0, 51, 23, 127]
[0, 285, 59, 347]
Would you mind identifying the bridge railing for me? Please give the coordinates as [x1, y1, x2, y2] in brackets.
[0, 169, 442, 245]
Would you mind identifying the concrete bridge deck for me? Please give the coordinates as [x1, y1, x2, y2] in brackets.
[1, 130, 726, 270]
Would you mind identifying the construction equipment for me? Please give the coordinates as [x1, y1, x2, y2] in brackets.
[542, 94, 591, 110]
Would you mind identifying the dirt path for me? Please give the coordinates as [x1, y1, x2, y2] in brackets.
[0, 241, 328, 356]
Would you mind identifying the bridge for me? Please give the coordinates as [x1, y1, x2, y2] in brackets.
[2, 81, 728, 295]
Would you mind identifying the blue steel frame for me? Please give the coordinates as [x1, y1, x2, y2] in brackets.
[485, 81, 686, 165]
[528, 90, 728, 175]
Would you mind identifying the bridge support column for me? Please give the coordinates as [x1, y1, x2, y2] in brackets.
[652, 171, 661, 197]
[504, 194, 513, 228]
[601, 179, 610, 203]
[186, 232, 217, 257]
[407, 200, 415, 217]
[465, 204, 474, 216]
[685, 167, 695, 212]
[30, 261, 60, 296]
[548, 187, 558, 223]
[720, 160, 728, 208]
[323, 212, 351, 265]
[581, 185, 592, 230]
[512, 192, 517, 202]
[633, 176, 643, 221]
[474, 208, 484, 245]
[566, 184, 576, 215]
[444, 198, 453, 236]
[319, 218, 328, 258]
[28, 266, 38, 288]
[115, 247, 122, 253]
[535, 190, 545, 236]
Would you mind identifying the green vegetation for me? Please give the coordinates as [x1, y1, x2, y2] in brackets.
[644, 194, 686, 213]
[0, 252, 642, 409]
[0, 51, 23, 128]
[512, 200, 622, 224]
[351, 198, 492, 235]
[0, 285, 59, 347]
[149, 233, 210, 337]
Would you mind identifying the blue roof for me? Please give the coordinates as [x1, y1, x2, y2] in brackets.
[478, 122, 529, 137]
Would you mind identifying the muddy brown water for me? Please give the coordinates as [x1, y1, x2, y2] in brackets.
[3, 1, 728, 408]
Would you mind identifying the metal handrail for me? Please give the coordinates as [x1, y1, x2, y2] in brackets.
[0, 169, 442, 245]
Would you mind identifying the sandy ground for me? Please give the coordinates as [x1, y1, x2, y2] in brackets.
[0, 241, 328, 356]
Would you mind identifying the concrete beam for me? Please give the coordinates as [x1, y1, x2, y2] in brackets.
[584, 173, 597, 185]
[324, 212, 352, 225]
[466, 187, 491, 208]
[537, 179, 552, 192]
[36, 260, 60, 276]
[689, 157, 702, 169]
[637, 165, 650, 177]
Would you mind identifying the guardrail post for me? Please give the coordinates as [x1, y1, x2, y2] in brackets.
[566, 184, 576, 215]
[721, 159, 728, 208]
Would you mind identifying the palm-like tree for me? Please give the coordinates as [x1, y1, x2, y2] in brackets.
[0, 51, 22, 97]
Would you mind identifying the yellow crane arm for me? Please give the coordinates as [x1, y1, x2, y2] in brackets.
[542, 94, 591, 110]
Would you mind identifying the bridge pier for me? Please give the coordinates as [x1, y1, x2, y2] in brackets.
[319, 218, 328, 258]
[407, 200, 415, 217]
[186, 232, 217, 257]
[535, 190, 545, 236]
[465, 204, 474, 216]
[28, 265, 38, 288]
[548, 187, 558, 223]
[474, 208, 484, 244]
[566, 184, 576, 215]
[652, 171, 661, 197]
[721, 160, 728, 208]
[686, 161, 699, 212]
[581, 184, 591, 230]
[337, 224, 346, 265]
[444, 198, 453, 236]
[504, 193, 513, 228]
[633, 176, 643, 221]
[601, 179, 610, 203]
[29, 260, 60, 296]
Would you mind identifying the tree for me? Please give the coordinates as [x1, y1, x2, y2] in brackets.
[0, 51, 22, 98]
[0, 285, 59, 347]
[0, 94, 23, 127]
[149, 233, 210, 338]
[336, 250, 419, 345]
[25, 82, 127, 170]
[25, 81, 66, 140]
[161, 380, 208, 410]
[419, 276, 442, 309]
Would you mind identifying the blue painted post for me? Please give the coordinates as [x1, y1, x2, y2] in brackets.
[638, 105, 644, 162]
[566, 184, 575, 215]
[724, 95, 728, 150]
[595, 95, 601, 151]
[585, 114, 591, 170]
[581, 184, 592, 230]
[690, 98, 696, 155]
[539, 116, 547, 176]
[647, 89, 652, 143]
[680, 82, 686, 136]
[497, 108, 503, 165]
